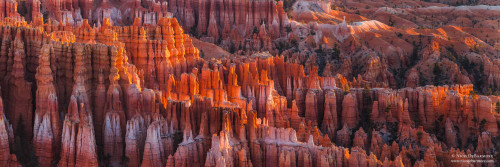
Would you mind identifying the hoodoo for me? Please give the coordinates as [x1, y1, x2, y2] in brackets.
[0, 0, 498, 166]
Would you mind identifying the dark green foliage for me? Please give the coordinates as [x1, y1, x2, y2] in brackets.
[229, 43, 236, 54]
[283, 0, 297, 12]
[396, 32, 403, 38]
[479, 119, 487, 132]
[409, 41, 420, 67]
[443, 47, 458, 62]
[463, 61, 487, 93]
[459, 56, 471, 70]
[434, 115, 445, 141]
[190, 26, 199, 38]
[310, 30, 316, 36]
[43, 12, 49, 23]
[331, 44, 340, 60]
[343, 84, 350, 94]
[418, 72, 428, 86]
[454, 126, 462, 148]
[406, 153, 417, 166]
[200, 50, 205, 58]
[417, 131, 423, 140]
[276, 40, 292, 54]
[470, 44, 479, 53]
[290, 39, 298, 48]
[385, 122, 399, 144]
[252, 27, 259, 35]
[141, 2, 148, 8]
[384, 104, 392, 113]
[433, 62, 442, 86]
[496, 102, 500, 114]
[453, 1, 463, 6]
[315, 46, 326, 75]
[314, 45, 341, 75]
[438, 115, 444, 122]
[359, 86, 374, 133]
[486, 88, 493, 95]
[17, 2, 28, 17]
[465, 133, 478, 150]
[285, 25, 292, 34]
[392, 66, 410, 88]
[388, 16, 394, 26]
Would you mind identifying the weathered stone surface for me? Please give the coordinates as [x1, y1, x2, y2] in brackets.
[141, 120, 175, 167]
[33, 44, 60, 167]
[342, 93, 358, 128]
[0, 2, 496, 166]
[103, 111, 123, 166]
[0, 97, 18, 167]
[125, 114, 149, 167]
[4, 31, 33, 145]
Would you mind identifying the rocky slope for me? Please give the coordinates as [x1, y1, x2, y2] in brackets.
[14, 0, 500, 94]
[0, 16, 497, 166]
[273, 0, 500, 95]
[0, 0, 498, 167]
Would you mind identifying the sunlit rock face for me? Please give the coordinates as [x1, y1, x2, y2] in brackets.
[0, 0, 498, 166]
[21, 0, 288, 52]
[18, 0, 500, 93]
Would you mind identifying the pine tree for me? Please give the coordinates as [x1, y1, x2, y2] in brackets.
[433, 62, 442, 86]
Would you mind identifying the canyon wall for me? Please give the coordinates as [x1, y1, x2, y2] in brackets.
[0, 16, 497, 166]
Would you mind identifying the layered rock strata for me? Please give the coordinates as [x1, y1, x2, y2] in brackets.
[0, 13, 496, 167]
